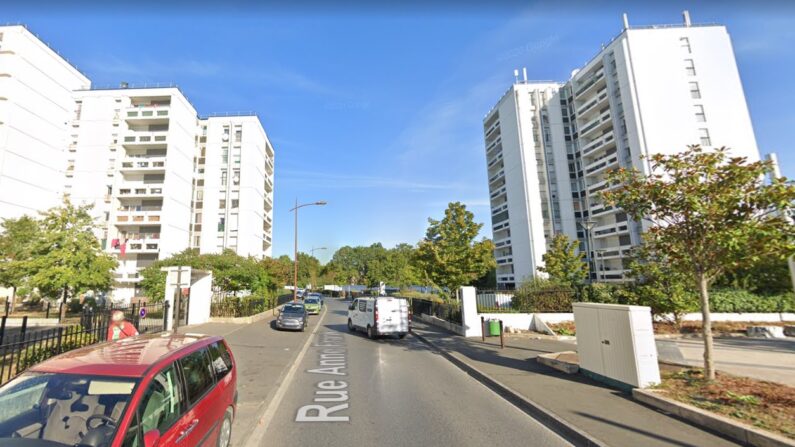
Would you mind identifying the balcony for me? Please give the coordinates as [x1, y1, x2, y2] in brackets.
[487, 152, 503, 169]
[590, 202, 619, 217]
[592, 221, 630, 239]
[578, 109, 612, 140]
[575, 87, 609, 118]
[125, 106, 169, 124]
[114, 272, 142, 283]
[496, 274, 515, 283]
[120, 157, 167, 173]
[264, 195, 273, 210]
[494, 237, 511, 249]
[598, 244, 633, 260]
[485, 137, 502, 156]
[581, 130, 615, 158]
[265, 157, 274, 174]
[584, 152, 619, 177]
[488, 169, 505, 185]
[493, 220, 510, 232]
[264, 176, 274, 192]
[491, 202, 508, 216]
[490, 186, 507, 200]
[116, 209, 162, 225]
[495, 254, 513, 265]
[117, 185, 164, 198]
[122, 131, 168, 147]
[574, 67, 606, 97]
[112, 239, 159, 254]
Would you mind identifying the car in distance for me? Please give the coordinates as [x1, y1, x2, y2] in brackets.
[348, 296, 410, 339]
[0, 332, 237, 447]
[276, 303, 308, 331]
[303, 297, 321, 315]
[306, 292, 324, 307]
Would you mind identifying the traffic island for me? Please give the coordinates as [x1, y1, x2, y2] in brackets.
[536, 351, 579, 374]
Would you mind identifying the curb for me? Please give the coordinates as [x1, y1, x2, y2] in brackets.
[411, 329, 607, 447]
[633, 389, 795, 447]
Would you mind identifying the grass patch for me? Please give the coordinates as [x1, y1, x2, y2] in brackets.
[547, 321, 576, 336]
[656, 368, 795, 439]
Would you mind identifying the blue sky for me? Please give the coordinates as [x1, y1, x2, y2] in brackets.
[6, 1, 794, 263]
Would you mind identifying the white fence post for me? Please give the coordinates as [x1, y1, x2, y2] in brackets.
[459, 286, 482, 338]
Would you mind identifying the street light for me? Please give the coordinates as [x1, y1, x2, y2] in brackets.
[310, 247, 327, 257]
[289, 199, 327, 301]
[579, 220, 597, 283]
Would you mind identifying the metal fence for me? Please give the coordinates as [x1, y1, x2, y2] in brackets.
[210, 294, 294, 318]
[407, 297, 462, 325]
[476, 291, 516, 313]
[0, 301, 169, 386]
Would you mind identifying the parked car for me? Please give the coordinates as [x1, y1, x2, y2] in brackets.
[347, 296, 410, 339]
[304, 297, 321, 315]
[0, 332, 237, 447]
[276, 303, 308, 331]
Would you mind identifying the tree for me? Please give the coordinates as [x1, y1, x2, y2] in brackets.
[296, 252, 321, 288]
[0, 216, 39, 310]
[537, 234, 588, 289]
[414, 202, 496, 300]
[603, 146, 795, 380]
[27, 201, 117, 317]
[625, 245, 697, 328]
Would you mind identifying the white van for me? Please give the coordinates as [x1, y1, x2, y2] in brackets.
[347, 296, 410, 339]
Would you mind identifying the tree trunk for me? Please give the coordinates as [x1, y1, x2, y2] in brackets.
[697, 273, 715, 380]
[9, 286, 16, 315]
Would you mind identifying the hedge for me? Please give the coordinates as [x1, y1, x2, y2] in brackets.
[709, 289, 795, 313]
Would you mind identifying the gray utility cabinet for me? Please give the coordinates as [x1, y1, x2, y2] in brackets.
[573, 303, 660, 388]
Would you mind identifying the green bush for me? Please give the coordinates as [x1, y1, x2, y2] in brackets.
[709, 289, 795, 313]
[513, 278, 574, 312]
[397, 290, 443, 303]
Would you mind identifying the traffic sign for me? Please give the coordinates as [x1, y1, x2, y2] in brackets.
[139, 307, 147, 319]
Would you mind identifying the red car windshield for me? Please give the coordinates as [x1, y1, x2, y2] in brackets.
[0, 372, 138, 447]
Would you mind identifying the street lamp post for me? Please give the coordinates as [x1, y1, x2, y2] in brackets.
[290, 199, 327, 301]
[579, 220, 597, 283]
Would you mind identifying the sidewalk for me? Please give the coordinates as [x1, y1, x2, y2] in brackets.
[411, 321, 740, 447]
[178, 308, 322, 446]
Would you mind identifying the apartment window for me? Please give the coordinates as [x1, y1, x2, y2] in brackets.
[221, 148, 229, 163]
[218, 217, 225, 232]
[680, 37, 691, 53]
[231, 199, 239, 209]
[219, 199, 226, 209]
[233, 154, 241, 165]
[684, 59, 696, 76]
[232, 170, 240, 186]
[694, 105, 706, 122]
[699, 128, 712, 146]
[220, 170, 227, 185]
[234, 129, 242, 143]
[193, 236, 201, 246]
[689, 82, 701, 99]
[194, 213, 202, 223]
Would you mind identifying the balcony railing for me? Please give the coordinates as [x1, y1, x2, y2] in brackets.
[574, 67, 606, 97]
[117, 185, 164, 197]
[576, 87, 608, 117]
[488, 169, 505, 185]
[581, 130, 615, 158]
[592, 221, 630, 239]
[578, 109, 612, 139]
[584, 152, 619, 177]
[491, 202, 508, 216]
[490, 186, 507, 200]
[120, 157, 167, 171]
[125, 106, 169, 120]
[122, 132, 168, 145]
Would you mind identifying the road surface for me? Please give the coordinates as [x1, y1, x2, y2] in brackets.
[260, 298, 570, 446]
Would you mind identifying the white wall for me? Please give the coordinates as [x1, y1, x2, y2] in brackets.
[0, 26, 90, 218]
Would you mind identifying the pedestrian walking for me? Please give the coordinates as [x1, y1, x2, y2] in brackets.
[106, 310, 139, 341]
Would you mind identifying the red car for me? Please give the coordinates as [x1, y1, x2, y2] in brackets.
[0, 333, 237, 447]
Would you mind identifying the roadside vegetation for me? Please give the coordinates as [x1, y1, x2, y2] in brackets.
[657, 367, 795, 440]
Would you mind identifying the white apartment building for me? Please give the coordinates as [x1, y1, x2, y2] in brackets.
[0, 26, 276, 303]
[0, 26, 90, 218]
[484, 12, 761, 289]
[191, 115, 274, 258]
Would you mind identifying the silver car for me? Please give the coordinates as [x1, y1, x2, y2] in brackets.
[276, 303, 308, 331]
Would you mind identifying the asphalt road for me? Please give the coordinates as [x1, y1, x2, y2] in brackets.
[261, 298, 571, 447]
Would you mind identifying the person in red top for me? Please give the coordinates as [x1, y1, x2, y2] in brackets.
[107, 310, 139, 341]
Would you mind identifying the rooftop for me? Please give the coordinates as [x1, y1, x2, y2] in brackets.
[30, 333, 219, 378]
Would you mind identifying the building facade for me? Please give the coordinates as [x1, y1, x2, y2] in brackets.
[0, 26, 90, 218]
[484, 13, 762, 289]
[0, 26, 276, 303]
